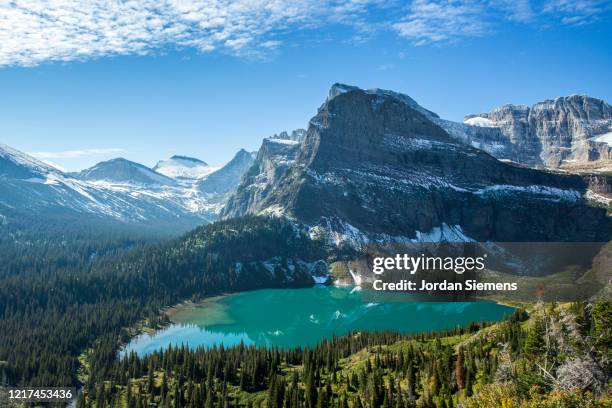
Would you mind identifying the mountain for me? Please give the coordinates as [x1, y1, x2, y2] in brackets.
[222, 132, 303, 217]
[153, 155, 218, 180]
[77, 157, 177, 186]
[269, 129, 307, 142]
[461, 95, 612, 168]
[222, 84, 611, 247]
[0, 145, 219, 233]
[0, 143, 260, 234]
[197, 149, 256, 195]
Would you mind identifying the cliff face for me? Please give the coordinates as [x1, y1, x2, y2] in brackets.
[222, 133, 303, 218]
[465, 95, 612, 167]
[223, 85, 610, 244]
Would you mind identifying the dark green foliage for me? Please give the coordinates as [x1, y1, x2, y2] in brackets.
[84, 323, 490, 408]
[0, 216, 327, 386]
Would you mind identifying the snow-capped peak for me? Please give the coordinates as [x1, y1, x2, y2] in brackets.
[0, 143, 61, 176]
[77, 157, 176, 186]
[154, 155, 218, 180]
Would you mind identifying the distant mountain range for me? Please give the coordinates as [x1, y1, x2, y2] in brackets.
[464, 95, 611, 168]
[1, 84, 610, 241]
[0, 145, 254, 234]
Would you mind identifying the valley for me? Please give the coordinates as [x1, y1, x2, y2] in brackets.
[0, 84, 610, 407]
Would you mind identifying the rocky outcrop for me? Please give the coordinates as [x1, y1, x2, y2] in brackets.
[222, 131, 304, 218]
[584, 174, 612, 195]
[222, 85, 611, 244]
[464, 95, 612, 167]
[269, 129, 307, 142]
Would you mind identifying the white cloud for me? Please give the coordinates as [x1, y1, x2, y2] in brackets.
[29, 148, 126, 159]
[495, 0, 535, 23]
[0, 0, 608, 65]
[0, 0, 382, 67]
[543, 0, 609, 25]
[392, 0, 609, 45]
[392, 0, 489, 45]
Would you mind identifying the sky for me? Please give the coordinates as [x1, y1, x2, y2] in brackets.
[0, 0, 611, 171]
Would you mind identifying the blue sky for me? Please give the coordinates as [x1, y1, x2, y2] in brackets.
[0, 0, 611, 171]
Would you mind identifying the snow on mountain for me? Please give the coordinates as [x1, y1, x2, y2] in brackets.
[197, 149, 256, 195]
[0, 145, 254, 233]
[593, 131, 612, 146]
[1, 143, 59, 178]
[153, 155, 219, 180]
[463, 96, 612, 167]
[221, 132, 301, 218]
[464, 117, 496, 127]
[222, 84, 611, 247]
[0, 143, 260, 233]
[328, 85, 612, 170]
[77, 158, 177, 186]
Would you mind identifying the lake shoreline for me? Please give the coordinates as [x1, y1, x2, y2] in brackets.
[122, 286, 517, 356]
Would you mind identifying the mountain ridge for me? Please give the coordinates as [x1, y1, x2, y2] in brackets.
[464, 94, 612, 167]
[77, 157, 177, 186]
[222, 84, 610, 246]
[0, 145, 254, 234]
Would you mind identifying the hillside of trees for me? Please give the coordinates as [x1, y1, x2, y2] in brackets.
[78, 301, 611, 408]
[0, 216, 327, 386]
[1, 215, 610, 408]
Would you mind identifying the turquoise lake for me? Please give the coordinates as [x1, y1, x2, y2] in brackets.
[123, 286, 514, 356]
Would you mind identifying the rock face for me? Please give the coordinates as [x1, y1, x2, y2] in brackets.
[269, 129, 307, 142]
[464, 95, 612, 167]
[222, 85, 610, 244]
[222, 132, 304, 217]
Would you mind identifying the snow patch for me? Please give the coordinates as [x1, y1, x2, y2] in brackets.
[476, 184, 580, 201]
[265, 137, 299, 145]
[259, 204, 285, 217]
[412, 224, 474, 243]
[592, 132, 612, 146]
[464, 117, 497, 127]
[154, 156, 219, 180]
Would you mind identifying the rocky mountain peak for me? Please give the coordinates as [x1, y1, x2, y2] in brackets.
[464, 95, 612, 167]
[326, 83, 439, 119]
[223, 83, 610, 245]
[270, 129, 307, 142]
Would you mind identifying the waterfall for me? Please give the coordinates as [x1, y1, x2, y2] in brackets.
[348, 269, 362, 286]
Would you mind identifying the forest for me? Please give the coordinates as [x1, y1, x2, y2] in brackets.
[0, 216, 327, 386]
[0, 216, 610, 407]
[78, 302, 611, 407]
